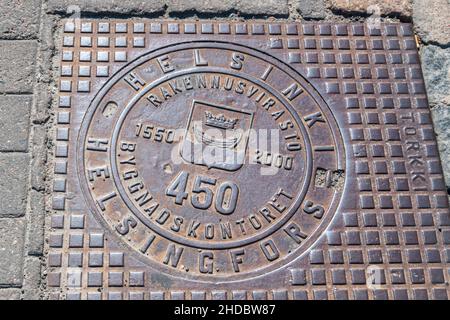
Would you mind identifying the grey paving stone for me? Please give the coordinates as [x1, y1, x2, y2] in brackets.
[421, 45, 450, 190]
[168, 0, 289, 15]
[431, 104, 450, 189]
[46, 0, 166, 14]
[413, 0, 450, 47]
[421, 45, 450, 107]
[0, 41, 37, 94]
[0, 95, 32, 152]
[0, 154, 30, 217]
[0, 288, 21, 300]
[0, 218, 25, 286]
[0, 0, 41, 39]
[297, 0, 327, 19]
[47, 0, 289, 15]
[232, 0, 289, 15]
[330, 0, 412, 18]
[22, 256, 42, 300]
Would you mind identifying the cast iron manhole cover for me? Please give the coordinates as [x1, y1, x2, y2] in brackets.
[47, 20, 450, 300]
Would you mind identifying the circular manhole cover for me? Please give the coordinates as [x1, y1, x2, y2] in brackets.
[78, 42, 344, 281]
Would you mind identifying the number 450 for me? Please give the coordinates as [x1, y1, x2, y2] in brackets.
[165, 171, 239, 215]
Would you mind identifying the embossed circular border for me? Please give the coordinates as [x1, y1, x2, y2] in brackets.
[77, 41, 346, 281]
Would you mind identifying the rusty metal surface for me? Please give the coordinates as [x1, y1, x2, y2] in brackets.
[48, 20, 450, 300]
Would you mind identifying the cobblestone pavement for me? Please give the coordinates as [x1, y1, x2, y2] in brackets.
[0, 0, 448, 299]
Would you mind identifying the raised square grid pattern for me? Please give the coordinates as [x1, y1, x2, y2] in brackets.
[49, 20, 449, 300]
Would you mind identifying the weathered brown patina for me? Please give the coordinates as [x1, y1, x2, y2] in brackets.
[48, 20, 449, 300]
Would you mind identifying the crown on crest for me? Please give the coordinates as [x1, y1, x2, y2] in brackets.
[204, 111, 238, 129]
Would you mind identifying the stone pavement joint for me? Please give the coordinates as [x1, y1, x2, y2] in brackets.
[30, 126, 48, 193]
[26, 189, 46, 256]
